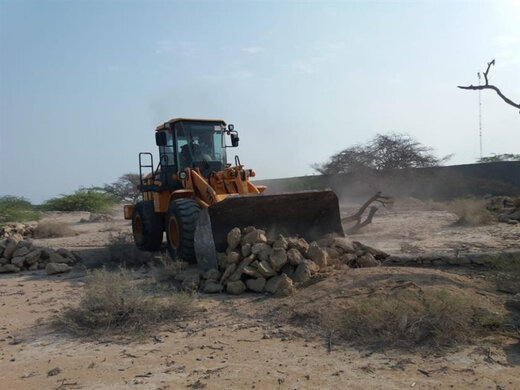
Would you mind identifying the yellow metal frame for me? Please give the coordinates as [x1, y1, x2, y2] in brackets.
[124, 165, 266, 219]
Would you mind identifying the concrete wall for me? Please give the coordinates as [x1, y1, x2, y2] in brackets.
[254, 161, 520, 200]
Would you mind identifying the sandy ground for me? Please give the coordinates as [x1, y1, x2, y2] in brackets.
[1, 199, 520, 389]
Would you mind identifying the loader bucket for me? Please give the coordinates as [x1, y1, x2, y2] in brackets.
[194, 190, 344, 271]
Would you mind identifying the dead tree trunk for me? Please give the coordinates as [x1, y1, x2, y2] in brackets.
[342, 192, 394, 234]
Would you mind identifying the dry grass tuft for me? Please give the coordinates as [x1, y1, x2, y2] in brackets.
[107, 232, 149, 267]
[153, 254, 187, 284]
[33, 221, 74, 238]
[55, 268, 192, 336]
[447, 198, 494, 226]
[337, 287, 504, 348]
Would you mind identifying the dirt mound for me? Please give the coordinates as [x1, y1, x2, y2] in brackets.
[263, 267, 514, 348]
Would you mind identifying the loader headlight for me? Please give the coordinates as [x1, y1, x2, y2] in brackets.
[179, 171, 187, 180]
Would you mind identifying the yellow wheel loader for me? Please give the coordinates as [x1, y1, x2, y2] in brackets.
[123, 118, 344, 270]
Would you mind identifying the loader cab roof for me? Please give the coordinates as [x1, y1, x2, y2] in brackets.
[156, 118, 227, 131]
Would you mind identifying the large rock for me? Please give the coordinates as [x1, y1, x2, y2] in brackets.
[306, 242, 328, 268]
[227, 227, 242, 251]
[281, 263, 295, 278]
[287, 237, 309, 255]
[356, 253, 380, 268]
[220, 263, 237, 284]
[292, 259, 320, 283]
[241, 243, 252, 257]
[226, 251, 241, 265]
[241, 229, 267, 246]
[23, 249, 42, 266]
[228, 255, 255, 282]
[226, 280, 246, 295]
[3, 238, 19, 260]
[269, 248, 287, 272]
[242, 265, 262, 278]
[331, 237, 356, 254]
[251, 243, 272, 262]
[257, 260, 276, 278]
[12, 246, 30, 259]
[265, 274, 294, 296]
[272, 235, 288, 250]
[291, 262, 310, 283]
[10, 256, 25, 268]
[45, 262, 72, 275]
[246, 277, 266, 292]
[49, 252, 73, 264]
[203, 281, 224, 294]
[0, 258, 8, 266]
[287, 248, 304, 265]
[0, 263, 20, 273]
[204, 268, 221, 281]
[325, 247, 341, 259]
[57, 248, 75, 262]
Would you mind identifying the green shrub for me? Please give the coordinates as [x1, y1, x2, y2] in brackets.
[0, 195, 41, 224]
[55, 268, 192, 336]
[42, 189, 117, 212]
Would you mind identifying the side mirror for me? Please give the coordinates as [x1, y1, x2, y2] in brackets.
[155, 132, 167, 146]
[230, 133, 239, 147]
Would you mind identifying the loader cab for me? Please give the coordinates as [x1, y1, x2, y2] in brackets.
[155, 119, 236, 187]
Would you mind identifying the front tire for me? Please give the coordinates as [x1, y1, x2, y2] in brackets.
[132, 201, 164, 251]
[166, 198, 201, 263]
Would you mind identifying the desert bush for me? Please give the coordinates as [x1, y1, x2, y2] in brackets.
[448, 198, 494, 226]
[33, 221, 73, 238]
[153, 254, 187, 284]
[55, 268, 192, 336]
[0, 195, 40, 224]
[489, 252, 520, 294]
[338, 287, 504, 348]
[42, 189, 117, 213]
[107, 232, 149, 267]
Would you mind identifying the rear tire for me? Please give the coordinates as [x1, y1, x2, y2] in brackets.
[166, 198, 201, 263]
[132, 201, 164, 251]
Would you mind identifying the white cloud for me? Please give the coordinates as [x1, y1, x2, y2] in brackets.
[243, 46, 265, 54]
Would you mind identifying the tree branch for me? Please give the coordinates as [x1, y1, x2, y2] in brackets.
[458, 59, 520, 112]
[342, 192, 394, 234]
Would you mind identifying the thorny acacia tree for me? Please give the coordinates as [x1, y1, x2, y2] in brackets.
[458, 59, 520, 113]
[103, 173, 141, 203]
[312, 133, 449, 175]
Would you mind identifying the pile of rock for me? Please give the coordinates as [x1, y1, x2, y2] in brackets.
[0, 237, 79, 275]
[486, 196, 520, 224]
[195, 226, 389, 296]
[0, 222, 36, 240]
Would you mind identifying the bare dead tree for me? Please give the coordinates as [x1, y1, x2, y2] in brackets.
[342, 192, 394, 234]
[458, 59, 520, 113]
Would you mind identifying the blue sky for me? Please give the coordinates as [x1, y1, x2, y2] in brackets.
[1, 0, 519, 203]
